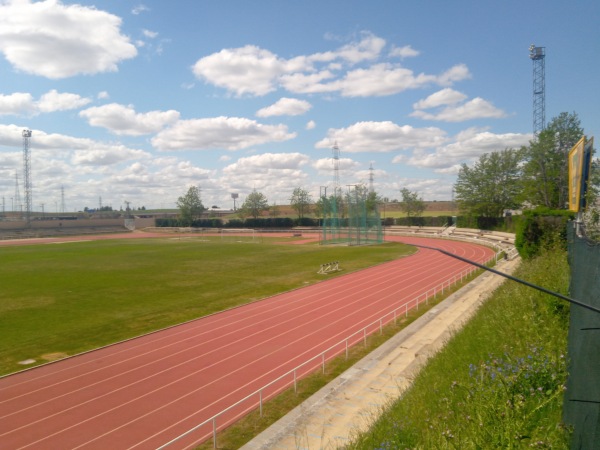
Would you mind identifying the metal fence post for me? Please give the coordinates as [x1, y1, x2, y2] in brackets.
[294, 369, 297, 393]
[213, 418, 217, 449]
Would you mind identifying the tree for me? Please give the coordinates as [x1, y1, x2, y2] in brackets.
[270, 202, 281, 217]
[289, 187, 313, 219]
[240, 190, 269, 219]
[522, 112, 585, 209]
[454, 149, 523, 217]
[314, 195, 330, 219]
[399, 188, 425, 220]
[366, 190, 381, 214]
[315, 192, 346, 220]
[177, 186, 205, 226]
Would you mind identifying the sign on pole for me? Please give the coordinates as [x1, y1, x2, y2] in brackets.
[568, 136, 594, 212]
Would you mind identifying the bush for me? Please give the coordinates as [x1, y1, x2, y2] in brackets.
[294, 217, 319, 227]
[394, 216, 452, 227]
[515, 208, 574, 259]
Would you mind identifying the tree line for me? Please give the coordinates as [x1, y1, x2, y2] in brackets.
[174, 112, 598, 234]
[454, 112, 598, 218]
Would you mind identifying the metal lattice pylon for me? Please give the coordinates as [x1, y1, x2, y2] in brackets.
[22, 129, 32, 225]
[529, 45, 546, 137]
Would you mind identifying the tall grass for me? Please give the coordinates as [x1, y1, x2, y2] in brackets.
[345, 248, 571, 449]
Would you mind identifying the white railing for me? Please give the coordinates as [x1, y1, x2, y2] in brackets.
[158, 261, 489, 449]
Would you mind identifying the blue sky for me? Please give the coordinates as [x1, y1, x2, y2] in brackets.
[0, 0, 598, 212]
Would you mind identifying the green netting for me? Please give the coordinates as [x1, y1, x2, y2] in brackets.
[320, 189, 383, 246]
[564, 224, 600, 448]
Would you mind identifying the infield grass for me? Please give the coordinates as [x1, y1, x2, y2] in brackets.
[0, 235, 414, 376]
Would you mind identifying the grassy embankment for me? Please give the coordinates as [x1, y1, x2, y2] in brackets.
[345, 248, 571, 449]
[0, 236, 414, 376]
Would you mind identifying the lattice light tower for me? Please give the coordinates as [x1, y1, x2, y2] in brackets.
[529, 44, 546, 137]
[22, 129, 32, 225]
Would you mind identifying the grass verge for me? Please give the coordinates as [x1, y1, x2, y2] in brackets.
[344, 248, 571, 449]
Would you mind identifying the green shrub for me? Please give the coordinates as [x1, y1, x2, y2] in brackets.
[394, 216, 452, 227]
[515, 208, 574, 259]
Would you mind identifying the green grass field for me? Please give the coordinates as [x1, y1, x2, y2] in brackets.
[0, 236, 414, 376]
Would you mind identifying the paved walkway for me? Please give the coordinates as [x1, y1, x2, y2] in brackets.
[241, 257, 520, 450]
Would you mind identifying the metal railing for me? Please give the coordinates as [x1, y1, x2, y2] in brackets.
[157, 260, 490, 449]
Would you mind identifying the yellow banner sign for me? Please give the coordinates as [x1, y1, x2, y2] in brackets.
[568, 137, 587, 212]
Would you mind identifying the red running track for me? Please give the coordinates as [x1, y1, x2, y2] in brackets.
[0, 236, 494, 449]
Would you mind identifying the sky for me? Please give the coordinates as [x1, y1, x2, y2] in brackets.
[0, 0, 598, 213]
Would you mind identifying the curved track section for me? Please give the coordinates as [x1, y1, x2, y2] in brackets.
[0, 236, 494, 449]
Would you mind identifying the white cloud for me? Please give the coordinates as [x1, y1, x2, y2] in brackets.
[193, 45, 285, 96]
[142, 29, 158, 39]
[279, 70, 337, 94]
[0, 124, 151, 168]
[97, 91, 110, 100]
[0, 92, 35, 115]
[37, 90, 92, 112]
[192, 33, 471, 99]
[72, 146, 150, 166]
[413, 88, 467, 110]
[438, 64, 472, 86]
[0, 90, 91, 116]
[331, 31, 386, 64]
[132, 4, 149, 15]
[0, 0, 137, 79]
[389, 45, 419, 59]
[151, 117, 296, 151]
[221, 152, 311, 193]
[256, 98, 312, 117]
[306, 120, 316, 130]
[396, 127, 532, 170]
[334, 63, 438, 97]
[411, 97, 507, 122]
[79, 103, 180, 136]
[313, 157, 360, 175]
[315, 121, 448, 153]
[223, 152, 310, 172]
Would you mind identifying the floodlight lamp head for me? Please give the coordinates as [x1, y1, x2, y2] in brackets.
[22, 129, 32, 138]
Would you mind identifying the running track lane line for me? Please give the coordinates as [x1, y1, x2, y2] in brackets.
[0, 236, 495, 449]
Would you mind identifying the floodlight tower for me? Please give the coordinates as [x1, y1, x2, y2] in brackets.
[22, 129, 32, 225]
[529, 44, 546, 137]
[369, 163, 375, 193]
